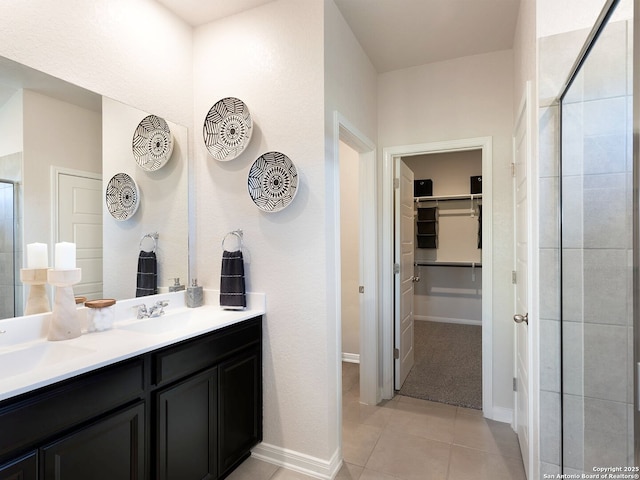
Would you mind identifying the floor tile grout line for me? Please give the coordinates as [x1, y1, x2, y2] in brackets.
[445, 439, 455, 480]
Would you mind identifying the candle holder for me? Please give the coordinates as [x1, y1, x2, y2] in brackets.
[47, 268, 82, 341]
[20, 268, 51, 315]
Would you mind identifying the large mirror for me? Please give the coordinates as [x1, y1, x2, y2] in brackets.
[0, 56, 189, 320]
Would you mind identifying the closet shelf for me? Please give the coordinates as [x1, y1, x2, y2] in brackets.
[414, 261, 482, 268]
[415, 193, 482, 202]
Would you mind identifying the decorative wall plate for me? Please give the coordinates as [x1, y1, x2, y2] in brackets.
[247, 152, 298, 213]
[203, 97, 253, 161]
[132, 115, 174, 171]
[105, 173, 140, 221]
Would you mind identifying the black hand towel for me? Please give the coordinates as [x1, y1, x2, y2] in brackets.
[220, 250, 246, 309]
[136, 250, 157, 297]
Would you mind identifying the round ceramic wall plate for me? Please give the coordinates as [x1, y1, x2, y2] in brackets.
[105, 173, 140, 221]
[132, 115, 174, 171]
[203, 97, 253, 161]
[248, 152, 298, 213]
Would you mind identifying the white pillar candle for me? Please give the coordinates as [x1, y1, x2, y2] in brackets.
[54, 242, 76, 270]
[27, 243, 48, 269]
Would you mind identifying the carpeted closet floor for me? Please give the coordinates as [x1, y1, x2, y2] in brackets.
[398, 320, 482, 409]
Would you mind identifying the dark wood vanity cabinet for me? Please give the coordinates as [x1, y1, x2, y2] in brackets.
[218, 346, 262, 477]
[0, 316, 262, 480]
[41, 403, 145, 480]
[156, 368, 217, 480]
[0, 452, 37, 480]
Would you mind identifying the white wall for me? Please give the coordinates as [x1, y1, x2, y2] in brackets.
[513, 0, 537, 111]
[323, 0, 377, 464]
[22, 90, 101, 249]
[378, 49, 515, 412]
[0, 90, 23, 157]
[537, 0, 606, 38]
[339, 141, 360, 356]
[193, 0, 337, 468]
[102, 97, 188, 300]
[0, 0, 193, 128]
[324, 0, 378, 141]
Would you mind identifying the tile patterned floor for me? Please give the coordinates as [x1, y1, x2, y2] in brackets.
[227, 363, 526, 480]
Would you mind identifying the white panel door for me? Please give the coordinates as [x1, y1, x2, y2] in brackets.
[394, 159, 415, 390]
[513, 94, 531, 478]
[57, 172, 103, 300]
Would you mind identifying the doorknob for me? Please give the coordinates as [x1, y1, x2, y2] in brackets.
[513, 313, 528, 325]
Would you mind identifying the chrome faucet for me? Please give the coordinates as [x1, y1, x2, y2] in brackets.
[149, 300, 169, 317]
[133, 300, 169, 319]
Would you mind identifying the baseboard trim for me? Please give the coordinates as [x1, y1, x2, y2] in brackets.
[341, 353, 360, 363]
[415, 315, 482, 326]
[251, 443, 342, 480]
[488, 406, 513, 425]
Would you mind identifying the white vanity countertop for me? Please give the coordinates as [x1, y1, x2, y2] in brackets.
[0, 289, 265, 402]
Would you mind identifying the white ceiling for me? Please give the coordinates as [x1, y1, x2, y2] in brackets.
[334, 0, 522, 72]
[155, 0, 276, 27]
[156, 0, 521, 73]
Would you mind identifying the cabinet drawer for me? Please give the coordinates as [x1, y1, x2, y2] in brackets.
[0, 358, 144, 462]
[153, 317, 261, 386]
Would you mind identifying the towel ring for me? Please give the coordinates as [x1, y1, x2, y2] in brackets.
[140, 232, 159, 253]
[222, 229, 243, 251]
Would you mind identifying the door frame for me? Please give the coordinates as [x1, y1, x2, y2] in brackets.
[332, 111, 378, 409]
[381, 137, 494, 416]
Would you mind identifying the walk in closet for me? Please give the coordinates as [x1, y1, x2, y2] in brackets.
[399, 149, 483, 409]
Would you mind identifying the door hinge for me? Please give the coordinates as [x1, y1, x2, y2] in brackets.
[359, 285, 364, 294]
[394, 263, 400, 274]
[512, 270, 517, 284]
[394, 178, 400, 189]
[511, 162, 516, 177]
[513, 377, 517, 392]
[394, 348, 400, 359]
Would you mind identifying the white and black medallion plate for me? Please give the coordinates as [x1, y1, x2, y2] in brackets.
[106, 173, 140, 221]
[248, 152, 298, 212]
[203, 97, 253, 161]
[132, 115, 174, 171]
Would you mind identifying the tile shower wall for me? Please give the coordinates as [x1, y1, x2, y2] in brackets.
[539, 18, 633, 473]
[538, 100, 562, 475]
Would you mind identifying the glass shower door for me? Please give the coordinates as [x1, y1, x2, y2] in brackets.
[0, 180, 15, 319]
[560, 0, 634, 472]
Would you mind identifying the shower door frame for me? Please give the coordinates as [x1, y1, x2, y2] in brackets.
[633, 0, 640, 465]
[0, 179, 18, 319]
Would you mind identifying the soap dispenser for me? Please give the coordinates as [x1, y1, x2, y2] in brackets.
[186, 279, 203, 308]
[169, 278, 185, 292]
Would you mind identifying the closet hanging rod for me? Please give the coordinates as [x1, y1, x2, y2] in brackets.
[415, 193, 482, 202]
[414, 261, 482, 268]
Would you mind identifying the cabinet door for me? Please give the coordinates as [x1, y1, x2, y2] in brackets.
[0, 452, 37, 480]
[218, 347, 262, 477]
[156, 368, 217, 480]
[41, 403, 144, 480]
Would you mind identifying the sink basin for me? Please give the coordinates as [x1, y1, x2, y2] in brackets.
[0, 342, 96, 379]
[117, 311, 193, 335]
